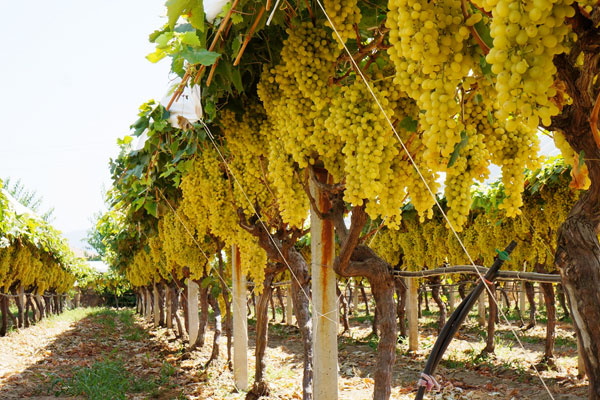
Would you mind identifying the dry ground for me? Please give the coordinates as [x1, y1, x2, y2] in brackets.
[0, 304, 588, 399]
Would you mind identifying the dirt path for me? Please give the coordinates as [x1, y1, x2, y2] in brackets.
[0, 307, 589, 399]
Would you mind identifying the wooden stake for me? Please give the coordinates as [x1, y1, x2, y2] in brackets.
[478, 293, 486, 327]
[286, 285, 294, 325]
[233, 6, 266, 66]
[153, 282, 160, 327]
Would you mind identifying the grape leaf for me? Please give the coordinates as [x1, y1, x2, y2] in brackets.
[447, 130, 468, 168]
[181, 31, 201, 47]
[180, 47, 220, 65]
[398, 116, 418, 132]
[166, 0, 192, 29]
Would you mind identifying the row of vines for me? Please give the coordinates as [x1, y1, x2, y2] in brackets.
[97, 0, 600, 399]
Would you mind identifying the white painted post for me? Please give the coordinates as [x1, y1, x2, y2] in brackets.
[153, 283, 160, 326]
[478, 293, 486, 327]
[448, 287, 455, 312]
[407, 278, 419, 352]
[232, 246, 248, 390]
[166, 284, 173, 329]
[188, 279, 199, 346]
[286, 285, 294, 325]
[310, 173, 338, 400]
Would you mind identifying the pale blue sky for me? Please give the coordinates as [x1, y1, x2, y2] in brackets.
[0, 1, 171, 239]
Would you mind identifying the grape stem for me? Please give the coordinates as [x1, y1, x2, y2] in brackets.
[460, 0, 490, 55]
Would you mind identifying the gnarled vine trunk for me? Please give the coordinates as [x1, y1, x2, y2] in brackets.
[394, 277, 407, 337]
[430, 276, 446, 332]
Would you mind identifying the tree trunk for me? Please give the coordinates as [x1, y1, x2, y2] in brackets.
[12, 288, 23, 328]
[247, 273, 276, 400]
[276, 286, 286, 323]
[269, 290, 276, 321]
[482, 284, 497, 355]
[394, 277, 407, 337]
[541, 282, 557, 367]
[172, 285, 185, 338]
[24, 293, 32, 327]
[430, 276, 446, 332]
[336, 283, 350, 334]
[358, 280, 370, 316]
[197, 278, 209, 348]
[523, 281, 536, 331]
[0, 295, 9, 336]
[158, 283, 166, 327]
[556, 284, 570, 320]
[205, 294, 222, 369]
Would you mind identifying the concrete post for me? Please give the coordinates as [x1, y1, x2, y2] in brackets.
[448, 286, 455, 313]
[310, 172, 338, 400]
[232, 245, 248, 390]
[145, 288, 152, 320]
[407, 278, 419, 352]
[188, 280, 199, 346]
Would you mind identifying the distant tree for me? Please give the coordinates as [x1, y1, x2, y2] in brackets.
[2, 177, 55, 222]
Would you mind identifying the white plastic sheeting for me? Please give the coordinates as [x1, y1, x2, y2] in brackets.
[205, 0, 230, 22]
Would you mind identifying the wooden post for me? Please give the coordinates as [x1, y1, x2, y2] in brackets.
[478, 293, 486, 327]
[448, 286, 455, 312]
[232, 245, 248, 390]
[407, 278, 419, 352]
[153, 283, 160, 326]
[188, 279, 199, 346]
[310, 172, 338, 400]
[166, 284, 173, 330]
[286, 285, 294, 325]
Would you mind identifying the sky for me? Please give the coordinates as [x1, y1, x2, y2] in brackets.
[0, 0, 172, 244]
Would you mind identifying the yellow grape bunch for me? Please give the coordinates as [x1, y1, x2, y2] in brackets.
[387, 0, 476, 170]
[475, 0, 574, 128]
[323, 0, 362, 46]
[181, 146, 268, 292]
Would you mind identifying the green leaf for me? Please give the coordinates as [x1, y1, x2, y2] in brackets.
[166, 0, 192, 29]
[479, 55, 493, 79]
[474, 18, 494, 49]
[171, 56, 185, 77]
[189, 2, 205, 32]
[231, 12, 244, 25]
[474, 93, 483, 105]
[447, 130, 468, 168]
[144, 200, 158, 218]
[398, 116, 418, 132]
[174, 23, 195, 33]
[495, 248, 510, 261]
[131, 117, 149, 136]
[181, 31, 201, 47]
[155, 32, 173, 48]
[487, 110, 495, 125]
[180, 47, 220, 66]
